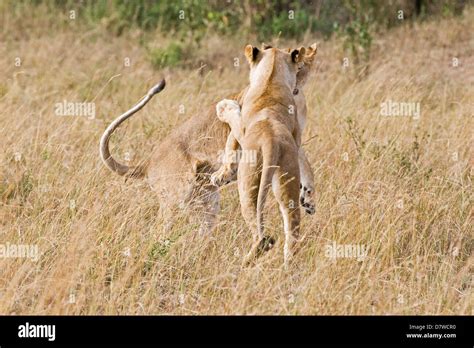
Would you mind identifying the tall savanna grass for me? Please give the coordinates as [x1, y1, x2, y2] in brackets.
[0, 3, 472, 314]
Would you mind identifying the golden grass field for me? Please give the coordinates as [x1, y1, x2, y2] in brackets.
[0, 4, 472, 315]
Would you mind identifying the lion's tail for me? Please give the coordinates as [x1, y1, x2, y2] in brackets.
[256, 138, 279, 238]
[99, 79, 166, 179]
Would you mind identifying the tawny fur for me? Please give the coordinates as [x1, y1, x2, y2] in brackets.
[212, 43, 318, 214]
[218, 45, 308, 266]
[99, 44, 316, 236]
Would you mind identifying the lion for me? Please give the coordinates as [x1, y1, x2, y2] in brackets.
[214, 45, 307, 267]
[99, 44, 316, 235]
[211, 43, 318, 215]
[100, 79, 239, 234]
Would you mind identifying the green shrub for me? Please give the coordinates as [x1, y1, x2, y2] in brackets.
[7, 0, 469, 44]
[149, 42, 184, 69]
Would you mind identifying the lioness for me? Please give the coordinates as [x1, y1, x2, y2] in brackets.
[216, 45, 306, 266]
[211, 44, 317, 215]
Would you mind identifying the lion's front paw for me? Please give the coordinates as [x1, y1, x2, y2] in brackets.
[216, 99, 240, 122]
[211, 165, 236, 187]
[299, 184, 316, 215]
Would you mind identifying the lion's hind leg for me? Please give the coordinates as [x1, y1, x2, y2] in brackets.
[272, 163, 301, 268]
[238, 162, 275, 266]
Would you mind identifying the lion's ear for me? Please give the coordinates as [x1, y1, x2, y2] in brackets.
[245, 45, 260, 64]
[291, 47, 305, 63]
[306, 43, 318, 58]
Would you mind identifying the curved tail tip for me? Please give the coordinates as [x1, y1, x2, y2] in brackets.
[148, 79, 166, 96]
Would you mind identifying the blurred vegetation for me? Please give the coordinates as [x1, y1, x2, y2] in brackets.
[148, 42, 184, 69]
[6, 0, 471, 68]
[19, 0, 470, 38]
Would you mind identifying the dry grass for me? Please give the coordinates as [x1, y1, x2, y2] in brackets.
[0, 4, 472, 315]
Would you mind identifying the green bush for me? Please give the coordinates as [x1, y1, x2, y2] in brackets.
[149, 42, 184, 69]
[8, 0, 469, 43]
